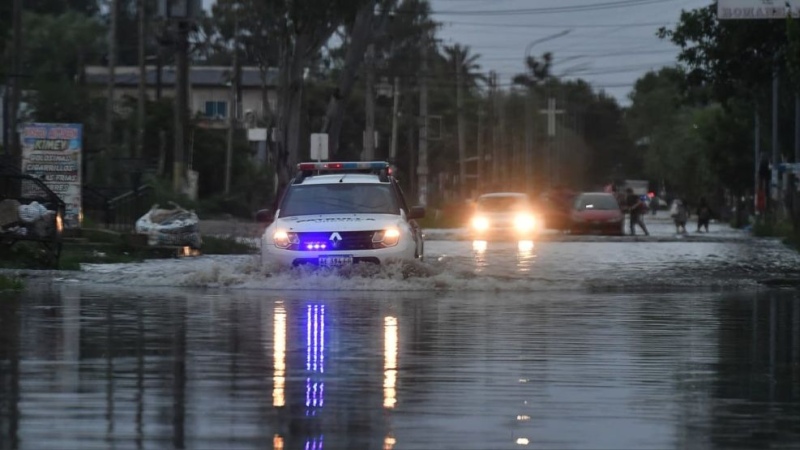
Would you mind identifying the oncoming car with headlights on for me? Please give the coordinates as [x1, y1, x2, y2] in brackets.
[257, 161, 426, 267]
[469, 192, 540, 241]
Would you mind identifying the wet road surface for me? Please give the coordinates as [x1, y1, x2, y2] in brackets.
[1, 221, 799, 449]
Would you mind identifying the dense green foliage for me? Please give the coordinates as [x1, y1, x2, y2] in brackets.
[11, 0, 796, 215]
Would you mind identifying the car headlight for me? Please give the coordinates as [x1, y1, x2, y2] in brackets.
[514, 214, 536, 232]
[373, 227, 401, 247]
[273, 230, 299, 249]
[472, 216, 490, 231]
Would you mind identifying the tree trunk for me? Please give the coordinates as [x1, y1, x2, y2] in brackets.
[276, 34, 310, 187]
[320, 2, 375, 158]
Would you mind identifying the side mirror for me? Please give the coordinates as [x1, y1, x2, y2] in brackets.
[408, 206, 426, 220]
[255, 209, 273, 224]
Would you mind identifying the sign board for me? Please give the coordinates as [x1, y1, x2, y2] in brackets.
[310, 133, 329, 161]
[20, 123, 82, 229]
[248, 128, 268, 142]
[717, 0, 800, 19]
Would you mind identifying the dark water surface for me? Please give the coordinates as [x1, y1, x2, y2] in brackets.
[1, 283, 799, 450]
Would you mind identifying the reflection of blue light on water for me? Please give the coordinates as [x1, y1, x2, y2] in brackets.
[305, 304, 325, 416]
[305, 436, 324, 450]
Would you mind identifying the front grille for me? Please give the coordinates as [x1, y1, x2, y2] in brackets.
[296, 231, 377, 251]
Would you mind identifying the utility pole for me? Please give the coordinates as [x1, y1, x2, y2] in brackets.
[417, 38, 429, 207]
[136, 0, 146, 161]
[795, 94, 800, 163]
[105, 0, 118, 185]
[8, 0, 22, 160]
[173, 19, 189, 193]
[225, 9, 239, 195]
[771, 65, 779, 209]
[497, 74, 506, 189]
[477, 108, 484, 195]
[364, 43, 376, 160]
[524, 85, 533, 193]
[489, 71, 498, 186]
[456, 51, 467, 200]
[389, 76, 400, 162]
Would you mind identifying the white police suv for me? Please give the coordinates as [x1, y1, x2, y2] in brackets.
[258, 161, 425, 267]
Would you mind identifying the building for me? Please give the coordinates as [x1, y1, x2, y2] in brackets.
[84, 65, 278, 129]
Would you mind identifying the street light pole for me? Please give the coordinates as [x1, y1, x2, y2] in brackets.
[389, 76, 400, 161]
[225, 7, 239, 195]
[522, 29, 570, 194]
[8, 0, 22, 160]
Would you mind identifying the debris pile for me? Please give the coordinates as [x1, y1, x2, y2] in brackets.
[135, 202, 202, 248]
[0, 199, 57, 238]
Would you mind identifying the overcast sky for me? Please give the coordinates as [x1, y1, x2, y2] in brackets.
[430, 0, 711, 105]
[202, 0, 711, 105]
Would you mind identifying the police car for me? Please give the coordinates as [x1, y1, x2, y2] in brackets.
[258, 161, 425, 267]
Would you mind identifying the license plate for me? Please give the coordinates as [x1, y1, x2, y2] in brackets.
[319, 255, 353, 267]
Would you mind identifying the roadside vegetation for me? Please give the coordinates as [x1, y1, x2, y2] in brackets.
[0, 275, 24, 291]
[0, 231, 256, 271]
[752, 219, 800, 251]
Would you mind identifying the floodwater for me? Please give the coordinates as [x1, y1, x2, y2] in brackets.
[1, 219, 800, 449]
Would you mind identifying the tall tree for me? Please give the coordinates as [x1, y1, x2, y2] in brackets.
[319, 0, 394, 159]
[657, 4, 787, 102]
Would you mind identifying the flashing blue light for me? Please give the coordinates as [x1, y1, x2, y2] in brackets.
[306, 304, 326, 416]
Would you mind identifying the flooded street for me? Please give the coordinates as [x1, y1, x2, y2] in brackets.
[1, 223, 800, 449]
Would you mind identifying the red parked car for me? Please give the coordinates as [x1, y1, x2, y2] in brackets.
[569, 192, 624, 235]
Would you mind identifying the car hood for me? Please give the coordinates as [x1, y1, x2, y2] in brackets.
[276, 214, 404, 232]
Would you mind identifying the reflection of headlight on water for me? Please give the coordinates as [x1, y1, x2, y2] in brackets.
[472, 240, 488, 253]
[384, 316, 398, 409]
[518, 240, 534, 253]
[273, 303, 286, 407]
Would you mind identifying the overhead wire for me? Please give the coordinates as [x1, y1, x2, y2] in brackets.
[428, 0, 677, 16]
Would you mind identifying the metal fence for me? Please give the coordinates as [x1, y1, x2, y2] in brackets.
[82, 184, 154, 232]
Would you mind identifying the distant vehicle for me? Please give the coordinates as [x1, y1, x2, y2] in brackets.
[469, 192, 540, 241]
[569, 192, 624, 235]
[257, 161, 425, 267]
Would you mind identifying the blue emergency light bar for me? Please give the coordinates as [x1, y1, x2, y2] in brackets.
[297, 161, 390, 171]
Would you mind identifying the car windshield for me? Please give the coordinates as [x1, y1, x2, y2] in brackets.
[279, 183, 400, 217]
[476, 196, 528, 212]
[575, 194, 619, 210]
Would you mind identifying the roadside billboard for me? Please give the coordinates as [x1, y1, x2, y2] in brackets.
[718, 0, 800, 20]
[20, 123, 83, 229]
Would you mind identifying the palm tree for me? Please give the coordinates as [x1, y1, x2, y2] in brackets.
[513, 52, 553, 88]
[444, 44, 484, 199]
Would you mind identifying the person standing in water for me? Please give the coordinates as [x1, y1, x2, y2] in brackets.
[696, 197, 712, 233]
[625, 188, 650, 236]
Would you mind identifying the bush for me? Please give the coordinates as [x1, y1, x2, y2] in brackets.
[201, 235, 257, 254]
[0, 275, 24, 291]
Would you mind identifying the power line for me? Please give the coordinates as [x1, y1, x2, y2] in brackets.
[429, 0, 676, 16]
[479, 49, 677, 61]
[438, 20, 673, 29]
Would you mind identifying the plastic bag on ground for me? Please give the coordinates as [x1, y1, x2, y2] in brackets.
[18, 201, 48, 224]
[135, 202, 202, 248]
